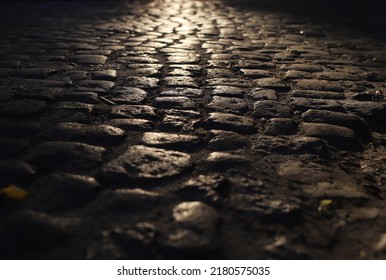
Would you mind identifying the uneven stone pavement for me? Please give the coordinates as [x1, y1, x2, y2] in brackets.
[0, 0, 385, 259]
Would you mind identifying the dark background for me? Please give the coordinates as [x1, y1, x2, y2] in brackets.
[9, 0, 386, 15]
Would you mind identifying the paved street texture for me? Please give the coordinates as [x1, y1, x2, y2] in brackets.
[0, 0, 385, 259]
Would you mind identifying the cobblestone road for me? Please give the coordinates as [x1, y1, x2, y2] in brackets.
[0, 0, 385, 259]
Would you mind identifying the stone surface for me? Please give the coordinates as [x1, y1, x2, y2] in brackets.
[300, 122, 360, 150]
[203, 112, 255, 134]
[159, 201, 220, 258]
[252, 100, 292, 118]
[160, 88, 203, 98]
[28, 142, 106, 171]
[164, 76, 198, 87]
[256, 78, 289, 90]
[109, 87, 147, 104]
[153, 96, 195, 109]
[77, 80, 115, 92]
[72, 55, 108, 64]
[87, 221, 157, 259]
[210, 86, 245, 97]
[290, 97, 344, 112]
[342, 101, 386, 120]
[302, 109, 365, 129]
[295, 79, 343, 92]
[173, 201, 218, 229]
[264, 118, 298, 135]
[142, 132, 201, 151]
[0, 0, 385, 260]
[206, 151, 251, 170]
[110, 105, 158, 120]
[292, 90, 345, 100]
[176, 174, 229, 203]
[91, 189, 163, 213]
[101, 145, 191, 181]
[92, 70, 117, 81]
[305, 182, 366, 199]
[45, 123, 126, 146]
[161, 111, 201, 132]
[208, 130, 250, 151]
[247, 88, 278, 101]
[231, 194, 300, 222]
[208, 96, 248, 113]
[109, 118, 155, 131]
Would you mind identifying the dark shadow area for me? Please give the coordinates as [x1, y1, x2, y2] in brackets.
[226, 0, 386, 15]
[0, 1, 137, 25]
[225, 0, 386, 36]
[3, 0, 386, 37]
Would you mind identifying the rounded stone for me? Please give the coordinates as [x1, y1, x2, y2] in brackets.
[203, 112, 255, 134]
[28, 141, 106, 171]
[173, 201, 218, 228]
[110, 87, 147, 104]
[46, 122, 126, 146]
[142, 132, 200, 150]
[102, 145, 191, 180]
[208, 130, 250, 151]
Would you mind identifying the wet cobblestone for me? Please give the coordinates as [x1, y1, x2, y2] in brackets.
[0, 0, 385, 260]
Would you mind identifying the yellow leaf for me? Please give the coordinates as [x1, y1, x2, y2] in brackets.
[0, 184, 28, 201]
[318, 199, 332, 212]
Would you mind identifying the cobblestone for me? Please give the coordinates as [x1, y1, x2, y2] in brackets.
[264, 118, 298, 136]
[176, 174, 229, 203]
[302, 109, 365, 130]
[109, 87, 147, 104]
[247, 88, 278, 101]
[256, 77, 289, 90]
[252, 100, 292, 118]
[72, 55, 108, 65]
[28, 141, 106, 171]
[208, 96, 248, 113]
[160, 88, 203, 98]
[342, 100, 386, 120]
[208, 130, 250, 151]
[77, 80, 115, 92]
[206, 151, 251, 171]
[142, 132, 201, 151]
[0, 0, 385, 260]
[91, 189, 163, 214]
[110, 105, 158, 120]
[300, 122, 360, 150]
[101, 145, 191, 181]
[291, 89, 346, 100]
[160, 201, 220, 258]
[153, 96, 195, 109]
[203, 112, 255, 134]
[210, 86, 245, 97]
[45, 123, 126, 146]
[290, 97, 344, 112]
[295, 79, 344, 92]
